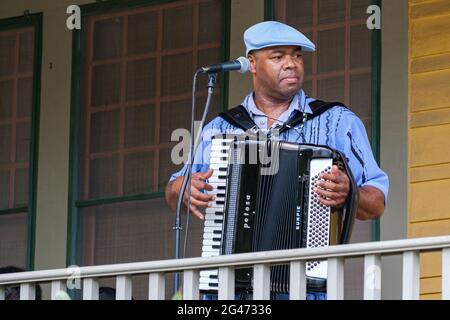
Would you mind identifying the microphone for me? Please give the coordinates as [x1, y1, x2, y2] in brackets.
[199, 56, 250, 74]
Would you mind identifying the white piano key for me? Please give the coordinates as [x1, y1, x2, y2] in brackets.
[211, 144, 230, 150]
[205, 207, 223, 214]
[200, 278, 218, 284]
[206, 187, 227, 195]
[202, 245, 220, 252]
[203, 239, 221, 246]
[211, 139, 232, 145]
[210, 151, 229, 158]
[211, 139, 233, 145]
[209, 164, 228, 171]
[201, 251, 219, 258]
[202, 232, 222, 240]
[210, 171, 227, 178]
[209, 161, 228, 166]
[207, 182, 226, 187]
[210, 160, 228, 166]
[200, 272, 218, 280]
[205, 213, 223, 221]
[199, 283, 216, 290]
[208, 204, 224, 210]
[200, 270, 218, 277]
[204, 220, 222, 228]
[204, 214, 223, 221]
[208, 177, 226, 182]
[203, 226, 222, 234]
[210, 196, 226, 203]
[210, 155, 228, 162]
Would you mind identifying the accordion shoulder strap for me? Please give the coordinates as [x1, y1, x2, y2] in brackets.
[219, 99, 347, 134]
[218, 105, 257, 132]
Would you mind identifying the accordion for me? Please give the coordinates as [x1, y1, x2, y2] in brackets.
[199, 135, 358, 294]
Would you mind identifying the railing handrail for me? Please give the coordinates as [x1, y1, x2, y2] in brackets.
[1, 235, 450, 286]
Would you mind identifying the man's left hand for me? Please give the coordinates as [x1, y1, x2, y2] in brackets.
[314, 165, 350, 208]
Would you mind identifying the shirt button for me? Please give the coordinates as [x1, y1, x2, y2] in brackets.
[259, 120, 265, 125]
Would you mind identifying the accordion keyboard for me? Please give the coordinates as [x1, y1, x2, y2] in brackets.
[199, 137, 233, 291]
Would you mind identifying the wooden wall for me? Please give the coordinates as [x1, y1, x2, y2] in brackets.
[409, 0, 450, 299]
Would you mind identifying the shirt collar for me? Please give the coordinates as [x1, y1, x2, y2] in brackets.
[242, 89, 313, 118]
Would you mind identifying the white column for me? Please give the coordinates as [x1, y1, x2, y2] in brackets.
[51, 280, 67, 300]
[218, 267, 235, 300]
[442, 248, 450, 300]
[116, 275, 132, 300]
[83, 278, 99, 300]
[327, 257, 344, 300]
[289, 261, 306, 300]
[183, 270, 200, 300]
[148, 273, 165, 300]
[364, 254, 382, 300]
[402, 251, 420, 300]
[20, 283, 36, 300]
[253, 264, 270, 300]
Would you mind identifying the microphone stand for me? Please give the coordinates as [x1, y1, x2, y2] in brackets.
[173, 71, 218, 295]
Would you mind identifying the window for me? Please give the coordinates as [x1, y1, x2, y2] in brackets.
[274, 0, 375, 138]
[69, 0, 228, 298]
[271, 0, 380, 299]
[0, 14, 41, 270]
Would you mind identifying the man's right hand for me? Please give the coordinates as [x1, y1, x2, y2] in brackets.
[165, 169, 215, 220]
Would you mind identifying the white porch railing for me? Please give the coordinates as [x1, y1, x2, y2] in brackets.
[1, 235, 450, 300]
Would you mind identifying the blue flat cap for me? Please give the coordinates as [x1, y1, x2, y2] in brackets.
[244, 21, 316, 56]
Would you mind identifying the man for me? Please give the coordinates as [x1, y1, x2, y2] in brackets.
[165, 21, 388, 298]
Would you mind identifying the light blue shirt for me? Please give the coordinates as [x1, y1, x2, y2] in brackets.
[170, 90, 389, 202]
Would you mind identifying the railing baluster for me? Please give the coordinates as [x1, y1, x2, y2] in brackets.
[442, 248, 450, 300]
[364, 254, 381, 300]
[116, 275, 132, 300]
[219, 267, 235, 300]
[51, 280, 67, 300]
[148, 273, 165, 300]
[183, 270, 199, 300]
[402, 251, 420, 300]
[289, 261, 306, 300]
[327, 257, 344, 300]
[0, 286, 5, 300]
[253, 264, 270, 300]
[83, 278, 99, 300]
[20, 283, 36, 300]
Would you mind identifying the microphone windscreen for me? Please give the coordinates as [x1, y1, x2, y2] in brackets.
[236, 56, 250, 73]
